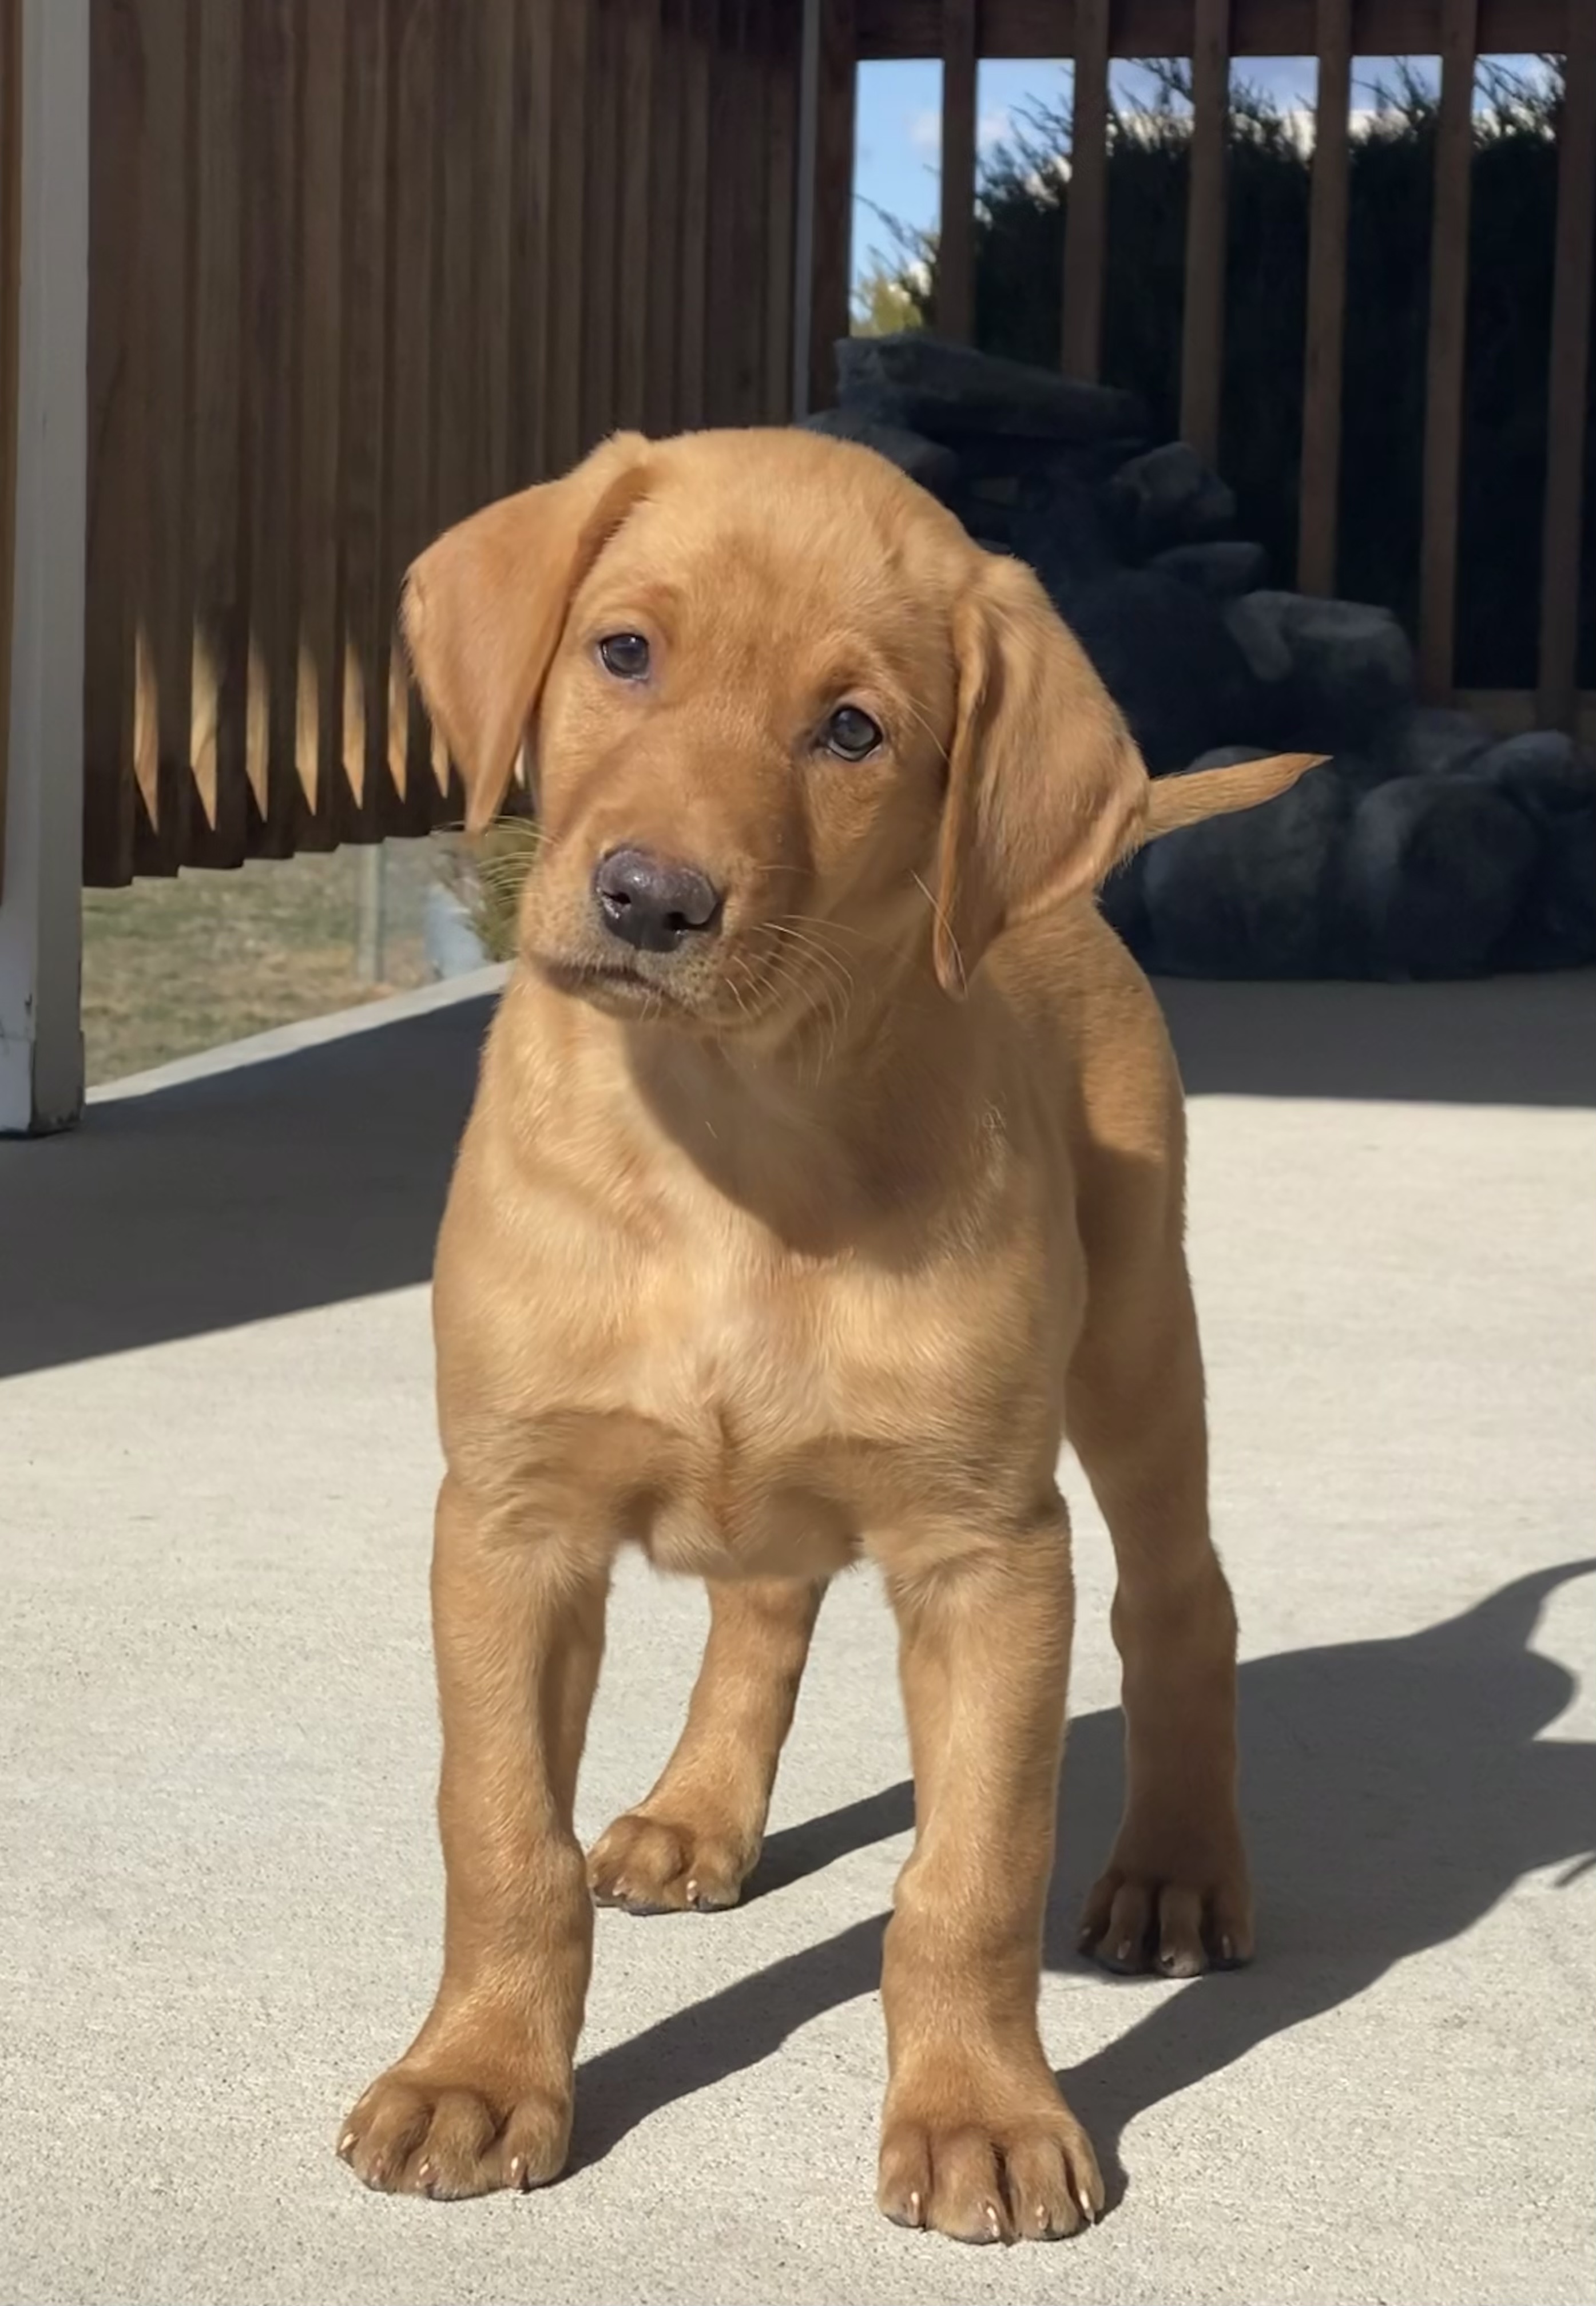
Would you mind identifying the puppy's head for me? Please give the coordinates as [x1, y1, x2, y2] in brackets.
[403, 428, 1317, 1030]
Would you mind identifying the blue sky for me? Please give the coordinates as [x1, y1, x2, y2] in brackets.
[851, 53, 1539, 292]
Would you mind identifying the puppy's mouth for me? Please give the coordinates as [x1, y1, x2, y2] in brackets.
[535, 954, 701, 1017]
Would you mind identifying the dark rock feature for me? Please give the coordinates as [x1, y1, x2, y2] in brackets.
[1470, 733, 1596, 971]
[821, 334, 1595, 979]
[1142, 772, 1353, 979]
[1151, 539, 1269, 600]
[1343, 778, 1539, 979]
[1104, 441, 1237, 556]
[799, 406, 960, 495]
[1062, 571, 1269, 776]
[835, 331, 1146, 443]
[1225, 592, 1415, 752]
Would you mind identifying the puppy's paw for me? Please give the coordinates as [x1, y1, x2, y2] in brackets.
[1078, 1826, 1254, 1976]
[586, 1807, 752, 1915]
[337, 2065, 571, 2198]
[878, 2073, 1103, 2244]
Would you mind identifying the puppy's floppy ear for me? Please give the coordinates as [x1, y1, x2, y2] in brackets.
[400, 431, 651, 833]
[931, 551, 1149, 995]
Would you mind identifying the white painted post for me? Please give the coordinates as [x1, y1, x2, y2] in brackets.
[355, 842, 387, 987]
[0, 0, 88, 1136]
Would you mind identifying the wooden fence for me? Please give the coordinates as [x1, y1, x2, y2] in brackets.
[76, 0, 1596, 880]
[82, 0, 800, 884]
[816, 0, 1596, 733]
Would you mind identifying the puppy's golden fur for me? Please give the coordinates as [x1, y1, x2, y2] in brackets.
[338, 428, 1319, 2243]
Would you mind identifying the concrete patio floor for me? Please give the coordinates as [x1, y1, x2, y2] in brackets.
[2, 968, 1593, 2306]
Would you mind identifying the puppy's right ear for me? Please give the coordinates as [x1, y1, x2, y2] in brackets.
[400, 431, 651, 833]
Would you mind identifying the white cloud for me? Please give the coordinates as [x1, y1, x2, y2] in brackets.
[1274, 104, 1384, 153]
[908, 102, 1013, 158]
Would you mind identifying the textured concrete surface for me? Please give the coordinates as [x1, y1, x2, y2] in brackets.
[2, 970, 1594, 2306]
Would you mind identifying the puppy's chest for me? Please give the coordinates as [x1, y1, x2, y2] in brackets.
[615, 1271, 830, 1424]
[526, 1246, 990, 1573]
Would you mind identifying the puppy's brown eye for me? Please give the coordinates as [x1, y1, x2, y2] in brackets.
[598, 632, 650, 681]
[822, 705, 882, 762]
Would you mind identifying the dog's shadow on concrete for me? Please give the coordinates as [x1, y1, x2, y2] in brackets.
[573, 1561, 1596, 2204]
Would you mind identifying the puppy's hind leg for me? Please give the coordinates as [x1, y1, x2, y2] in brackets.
[587, 1575, 825, 1914]
[1067, 1164, 1254, 1979]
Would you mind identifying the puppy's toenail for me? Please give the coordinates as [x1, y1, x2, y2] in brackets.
[907, 2188, 922, 2224]
[684, 1879, 698, 1900]
[984, 2200, 1001, 2237]
[338, 2132, 355, 2157]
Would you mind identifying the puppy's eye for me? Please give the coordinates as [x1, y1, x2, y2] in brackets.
[821, 705, 883, 762]
[597, 632, 650, 681]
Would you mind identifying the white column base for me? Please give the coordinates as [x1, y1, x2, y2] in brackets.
[0, 0, 88, 1136]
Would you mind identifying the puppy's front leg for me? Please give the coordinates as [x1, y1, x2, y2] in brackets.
[339, 1476, 608, 2198]
[588, 1574, 825, 1913]
[876, 1509, 1103, 2244]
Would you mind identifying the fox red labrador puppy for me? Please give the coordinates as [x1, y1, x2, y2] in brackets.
[338, 427, 1317, 2243]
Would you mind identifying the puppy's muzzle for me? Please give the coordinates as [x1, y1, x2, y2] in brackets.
[593, 847, 724, 955]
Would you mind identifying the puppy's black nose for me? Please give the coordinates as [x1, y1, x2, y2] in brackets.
[593, 847, 723, 954]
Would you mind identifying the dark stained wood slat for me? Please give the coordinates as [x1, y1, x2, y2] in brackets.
[479, 0, 515, 507]
[406, 0, 461, 826]
[1061, 0, 1110, 379]
[1296, 0, 1352, 594]
[548, 0, 591, 470]
[1180, 0, 1231, 463]
[293, 0, 346, 850]
[124, 2, 159, 868]
[703, 0, 741, 424]
[936, 0, 978, 344]
[510, 0, 553, 482]
[729, 0, 770, 420]
[82, 0, 141, 884]
[1536, 1, 1596, 732]
[129, 0, 196, 877]
[645, 0, 685, 435]
[854, 0, 1567, 60]
[807, 0, 857, 410]
[435, 5, 477, 531]
[763, 0, 801, 419]
[185, 0, 247, 869]
[581, 0, 622, 445]
[241, 0, 302, 858]
[247, 0, 304, 858]
[677, 0, 712, 425]
[1417, 0, 1478, 701]
[616, 0, 657, 431]
[337, 0, 392, 835]
[386, 0, 441, 811]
